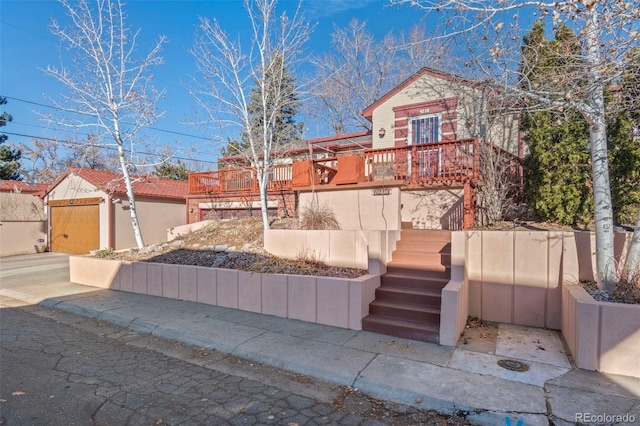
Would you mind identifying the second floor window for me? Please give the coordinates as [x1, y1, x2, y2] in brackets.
[410, 115, 441, 145]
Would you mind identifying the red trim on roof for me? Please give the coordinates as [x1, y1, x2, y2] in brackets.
[44, 167, 188, 200]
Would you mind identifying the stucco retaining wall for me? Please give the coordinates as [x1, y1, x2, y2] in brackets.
[69, 256, 380, 330]
[457, 230, 632, 330]
[0, 221, 47, 257]
[562, 283, 640, 378]
[264, 229, 400, 272]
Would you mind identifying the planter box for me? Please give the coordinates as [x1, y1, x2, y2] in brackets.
[562, 282, 640, 378]
[69, 256, 379, 330]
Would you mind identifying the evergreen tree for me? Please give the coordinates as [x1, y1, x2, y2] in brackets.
[522, 24, 640, 226]
[154, 160, 190, 181]
[0, 97, 22, 180]
[221, 52, 303, 159]
[522, 23, 592, 225]
[608, 55, 640, 225]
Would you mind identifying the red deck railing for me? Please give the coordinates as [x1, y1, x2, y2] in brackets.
[362, 138, 479, 185]
[188, 164, 292, 195]
[187, 138, 508, 194]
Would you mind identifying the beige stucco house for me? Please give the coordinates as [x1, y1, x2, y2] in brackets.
[43, 168, 188, 254]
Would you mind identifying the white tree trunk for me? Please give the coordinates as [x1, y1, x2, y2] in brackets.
[117, 143, 145, 248]
[585, 4, 616, 291]
[257, 166, 271, 230]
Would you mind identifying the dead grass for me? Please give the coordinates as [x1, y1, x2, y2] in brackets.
[100, 217, 367, 278]
[612, 267, 640, 304]
[299, 200, 340, 230]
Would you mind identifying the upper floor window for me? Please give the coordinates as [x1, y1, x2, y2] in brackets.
[410, 114, 441, 145]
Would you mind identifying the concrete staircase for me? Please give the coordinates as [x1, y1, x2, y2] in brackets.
[362, 230, 451, 344]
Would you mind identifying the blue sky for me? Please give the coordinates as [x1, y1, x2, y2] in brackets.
[0, 0, 431, 170]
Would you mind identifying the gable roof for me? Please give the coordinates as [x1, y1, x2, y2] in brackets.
[360, 67, 478, 120]
[45, 168, 188, 200]
[0, 180, 49, 195]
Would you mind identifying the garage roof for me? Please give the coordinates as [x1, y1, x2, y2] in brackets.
[46, 168, 188, 200]
[0, 180, 49, 195]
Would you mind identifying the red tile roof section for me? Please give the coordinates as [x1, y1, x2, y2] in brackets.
[0, 180, 49, 195]
[46, 168, 188, 200]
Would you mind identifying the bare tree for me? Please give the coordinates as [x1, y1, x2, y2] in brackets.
[394, 0, 640, 289]
[308, 19, 448, 135]
[42, 0, 166, 248]
[189, 0, 312, 230]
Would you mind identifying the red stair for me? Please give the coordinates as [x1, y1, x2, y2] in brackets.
[362, 230, 451, 344]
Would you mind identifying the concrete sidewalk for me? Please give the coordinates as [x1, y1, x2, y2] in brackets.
[1, 253, 639, 425]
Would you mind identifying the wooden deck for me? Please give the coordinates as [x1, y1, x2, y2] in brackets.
[188, 138, 518, 195]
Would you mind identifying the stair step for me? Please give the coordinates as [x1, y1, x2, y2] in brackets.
[381, 273, 449, 290]
[380, 271, 450, 290]
[362, 315, 440, 344]
[369, 300, 441, 322]
[386, 262, 451, 279]
[399, 230, 451, 242]
[395, 240, 451, 254]
[375, 286, 441, 306]
[391, 251, 451, 265]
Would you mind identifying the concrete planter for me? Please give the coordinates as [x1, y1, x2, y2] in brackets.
[69, 256, 379, 330]
[562, 282, 640, 378]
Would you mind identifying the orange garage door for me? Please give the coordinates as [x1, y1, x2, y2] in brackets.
[50, 204, 100, 254]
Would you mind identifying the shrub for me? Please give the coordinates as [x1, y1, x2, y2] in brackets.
[613, 266, 640, 304]
[299, 200, 340, 230]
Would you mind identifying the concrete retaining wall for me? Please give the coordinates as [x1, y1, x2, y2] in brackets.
[0, 221, 47, 257]
[69, 256, 380, 330]
[562, 283, 640, 378]
[459, 230, 632, 330]
[264, 229, 401, 272]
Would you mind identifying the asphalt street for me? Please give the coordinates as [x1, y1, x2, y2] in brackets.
[0, 298, 471, 426]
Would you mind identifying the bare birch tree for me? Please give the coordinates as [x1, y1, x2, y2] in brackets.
[42, 0, 166, 248]
[189, 0, 311, 230]
[394, 0, 640, 289]
[308, 20, 448, 135]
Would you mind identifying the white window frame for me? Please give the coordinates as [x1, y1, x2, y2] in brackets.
[408, 113, 442, 146]
[408, 113, 442, 178]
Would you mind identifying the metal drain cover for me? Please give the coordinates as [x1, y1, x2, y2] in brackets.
[497, 359, 530, 372]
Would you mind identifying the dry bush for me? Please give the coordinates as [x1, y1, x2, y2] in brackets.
[295, 247, 326, 267]
[299, 200, 340, 230]
[202, 209, 221, 221]
[613, 266, 640, 304]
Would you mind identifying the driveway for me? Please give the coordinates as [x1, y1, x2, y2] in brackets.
[0, 253, 76, 303]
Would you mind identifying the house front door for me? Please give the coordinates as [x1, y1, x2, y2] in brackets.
[408, 114, 442, 180]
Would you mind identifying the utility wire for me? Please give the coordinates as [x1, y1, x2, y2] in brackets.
[2, 95, 214, 141]
[2, 131, 219, 165]
[8, 120, 219, 161]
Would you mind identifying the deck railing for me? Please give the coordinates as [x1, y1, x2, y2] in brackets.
[363, 138, 479, 185]
[188, 164, 293, 195]
[187, 138, 515, 194]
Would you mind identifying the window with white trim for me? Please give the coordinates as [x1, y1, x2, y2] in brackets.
[410, 114, 441, 145]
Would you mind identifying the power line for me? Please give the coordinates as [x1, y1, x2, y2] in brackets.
[2, 131, 219, 165]
[2, 95, 214, 141]
[9, 119, 219, 159]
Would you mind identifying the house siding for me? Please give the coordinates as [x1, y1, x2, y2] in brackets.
[114, 197, 186, 249]
[370, 73, 519, 155]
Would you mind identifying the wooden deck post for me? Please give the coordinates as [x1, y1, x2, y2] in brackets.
[463, 180, 475, 229]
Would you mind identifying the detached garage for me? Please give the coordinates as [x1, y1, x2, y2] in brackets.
[44, 168, 188, 254]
